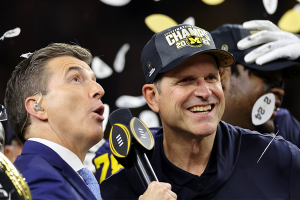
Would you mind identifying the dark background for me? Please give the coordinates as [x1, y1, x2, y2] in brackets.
[1, 0, 299, 139]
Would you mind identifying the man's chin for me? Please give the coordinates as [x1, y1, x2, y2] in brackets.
[254, 119, 275, 134]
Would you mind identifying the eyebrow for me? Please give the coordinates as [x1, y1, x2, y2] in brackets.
[65, 66, 96, 81]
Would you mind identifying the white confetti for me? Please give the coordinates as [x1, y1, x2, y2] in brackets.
[20, 53, 33, 58]
[100, 0, 131, 6]
[113, 43, 130, 73]
[294, 3, 300, 11]
[262, 0, 278, 15]
[102, 104, 110, 132]
[139, 110, 160, 128]
[116, 95, 147, 108]
[0, 27, 21, 41]
[91, 56, 113, 79]
[251, 93, 275, 126]
[183, 17, 195, 26]
[257, 130, 278, 163]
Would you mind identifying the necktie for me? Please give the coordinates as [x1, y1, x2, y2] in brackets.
[78, 167, 102, 200]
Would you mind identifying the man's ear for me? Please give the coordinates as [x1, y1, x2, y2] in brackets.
[4, 145, 12, 157]
[142, 84, 160, 113]
[24, 95, 47, 121]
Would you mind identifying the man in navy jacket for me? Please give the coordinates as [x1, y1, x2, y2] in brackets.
[101, 24, 300, 199]
[5, 43, 105, 200]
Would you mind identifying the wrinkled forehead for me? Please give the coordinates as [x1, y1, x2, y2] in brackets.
[46, 56, 94, 78]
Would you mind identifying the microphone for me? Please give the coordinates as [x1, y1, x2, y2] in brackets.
[108, 108, 158, 189]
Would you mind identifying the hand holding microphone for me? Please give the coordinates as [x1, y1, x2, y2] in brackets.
[139, 182, 177, 200]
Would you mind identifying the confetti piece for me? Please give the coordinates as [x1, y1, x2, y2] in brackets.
[183, 17, 195, 26]
[251, 93, 275, 126]
[91, 56, 113, 79]
[20, 53, 33, 58]
[278, 4, 300, 33]
[100, 0, 130, 7]
[139, 110, 160, 128]
[113, 43, 130, 73]
[102, 104, 110, 132]
[145, 14, 177, 33]
[202, 0, 225, 5]
[115, 95, 146, 108]
[0, 27, 21, 41]
[263, 0, 278, 15]
[257, 130, 278, 163]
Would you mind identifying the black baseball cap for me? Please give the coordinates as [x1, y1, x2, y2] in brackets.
[141, 24, 235, 84]
[210, 24, 300, 72]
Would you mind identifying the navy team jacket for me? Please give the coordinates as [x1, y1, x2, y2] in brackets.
[101, 121, 300, 199]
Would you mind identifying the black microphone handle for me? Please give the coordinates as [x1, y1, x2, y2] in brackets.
[131, 146, 158, 189]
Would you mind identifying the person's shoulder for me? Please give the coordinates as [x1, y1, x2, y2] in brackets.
[14, 152, 48, 171]
[218, 121, 261, 137]
[275, 108, 300, 125]
[15, 153, 63, 180]
[219, 120, 298, 150]
[15, 154, 76, 199]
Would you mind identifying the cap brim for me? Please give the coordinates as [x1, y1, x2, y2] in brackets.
[159, 49, 235, 74]
[239, 58, 300, 81]
[240, 59, 300, 71]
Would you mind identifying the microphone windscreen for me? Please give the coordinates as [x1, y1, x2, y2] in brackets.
[109, 108, 133, 126]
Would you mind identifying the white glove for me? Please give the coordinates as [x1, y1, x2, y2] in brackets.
[237, 20, 300, 65]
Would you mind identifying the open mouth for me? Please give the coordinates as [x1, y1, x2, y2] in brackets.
[188, 104, 214, 114]
[93, 106, 104, 116]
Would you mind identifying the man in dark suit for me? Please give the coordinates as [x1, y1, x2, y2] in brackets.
[4, 43, 105, 200]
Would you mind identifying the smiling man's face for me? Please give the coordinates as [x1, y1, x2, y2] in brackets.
[155, 54, 225, 138]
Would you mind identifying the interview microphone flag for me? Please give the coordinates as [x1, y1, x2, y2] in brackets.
[108, 108, 158, 189]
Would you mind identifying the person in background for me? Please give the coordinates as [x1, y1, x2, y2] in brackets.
[4, 122, 23, 163]
[211, 20, 300, 147]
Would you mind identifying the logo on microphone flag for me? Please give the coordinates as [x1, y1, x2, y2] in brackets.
[109, 124, 131, 158]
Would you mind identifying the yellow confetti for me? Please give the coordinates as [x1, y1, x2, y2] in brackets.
[145, 14, 177, 33]
[278, 6, 300, 33]
[202, 0, 225, 5]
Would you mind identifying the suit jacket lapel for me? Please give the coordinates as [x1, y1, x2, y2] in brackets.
[23, 141, 97, 200]
[61, 163, 97, 200]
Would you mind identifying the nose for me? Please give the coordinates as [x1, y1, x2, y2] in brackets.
[90, 80, 105, 100]
[194, 79, 212, 100]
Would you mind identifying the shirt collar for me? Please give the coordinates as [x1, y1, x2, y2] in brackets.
[28, 138, 84, 172]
